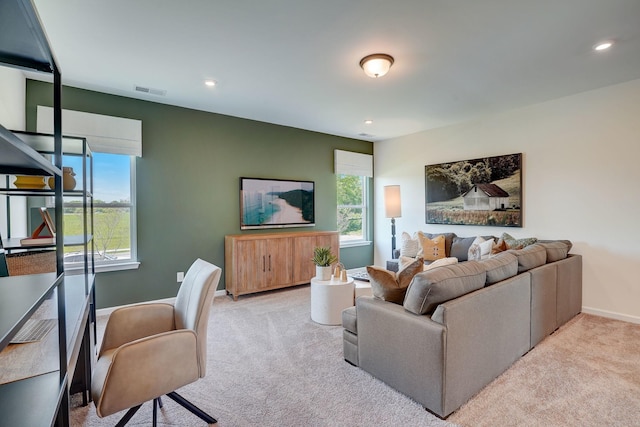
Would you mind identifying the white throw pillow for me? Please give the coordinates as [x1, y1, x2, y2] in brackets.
[468, 236, 486, 261]
[423, 257, 458, 271]
[400, 232, 420, 258]
[479, 238, 495, 260]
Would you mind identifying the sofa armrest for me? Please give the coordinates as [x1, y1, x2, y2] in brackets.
[92, 329, 199, 417]
[356, 296, 447, 416]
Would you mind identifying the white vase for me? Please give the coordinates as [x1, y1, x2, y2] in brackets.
[316, 265, 332, 281]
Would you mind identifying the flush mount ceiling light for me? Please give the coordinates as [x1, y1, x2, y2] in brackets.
[593, 41, 614, 51]
[359, 53, 394, 78]
[204, 79, 217, 87]
[364, 119, 373, 125]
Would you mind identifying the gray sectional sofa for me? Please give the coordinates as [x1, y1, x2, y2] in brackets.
[341, 241, 582, 418]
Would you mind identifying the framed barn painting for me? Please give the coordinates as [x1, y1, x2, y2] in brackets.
[425, 153, 522, 227]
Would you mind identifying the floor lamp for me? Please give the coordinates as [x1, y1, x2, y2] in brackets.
[384, 185, 402, 259]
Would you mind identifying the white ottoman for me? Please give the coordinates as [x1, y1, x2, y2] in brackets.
[310, 277, 355, 325]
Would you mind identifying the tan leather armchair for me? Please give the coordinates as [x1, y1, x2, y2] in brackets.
[91, 259, 222, 426]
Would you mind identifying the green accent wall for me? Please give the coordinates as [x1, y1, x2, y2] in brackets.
[26, 80, 373, 308]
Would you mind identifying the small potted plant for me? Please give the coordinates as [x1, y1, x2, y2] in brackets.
[312, 246, 338, 280]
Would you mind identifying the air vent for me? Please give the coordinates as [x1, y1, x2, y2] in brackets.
[134, 85, 166, 96]
[358, 133, 373, 138]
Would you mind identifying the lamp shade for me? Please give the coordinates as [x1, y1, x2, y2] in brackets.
[384, 185, 402, 218]
[360, 54, 394, 78]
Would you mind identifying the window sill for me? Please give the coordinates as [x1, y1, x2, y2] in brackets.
[65, 261, 141, 275]
[340, 240, 372, 249]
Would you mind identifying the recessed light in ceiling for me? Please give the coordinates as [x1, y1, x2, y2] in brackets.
[205, 80, 217, 87]
[593, 41, 614, 51]
[364, 120, 373, 125]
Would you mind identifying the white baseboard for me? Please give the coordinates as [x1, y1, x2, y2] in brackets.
[96, 289, 228, 317]
[582, 306, 640, 325]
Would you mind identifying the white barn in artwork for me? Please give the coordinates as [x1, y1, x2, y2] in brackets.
[462, 183, 509, 211]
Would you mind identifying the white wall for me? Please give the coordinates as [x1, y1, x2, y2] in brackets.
[0, 66, 28, 239]
[0, 66, 26, 130]
[374, 78, 640, 324]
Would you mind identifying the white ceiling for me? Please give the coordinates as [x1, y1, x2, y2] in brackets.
[29, 0, 640, 142]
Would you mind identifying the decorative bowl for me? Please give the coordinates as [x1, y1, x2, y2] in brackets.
[13, 175, 46, 189]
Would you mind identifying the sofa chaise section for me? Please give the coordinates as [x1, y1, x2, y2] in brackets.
[356, 271, 530, 418]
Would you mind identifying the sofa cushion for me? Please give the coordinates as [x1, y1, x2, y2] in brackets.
[403, 261, 487, 315]
[538, 241, 571, 262]
[417, 233, 446, 261]
[538, 239, 573, 253]
[399, 232, 420, 258]
[341, 306, 357, 335]
[478, 252, 518, 285]
[367, 257, 424, 304]
[508, 244, 547, 273]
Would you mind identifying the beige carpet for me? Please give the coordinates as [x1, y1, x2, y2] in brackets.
[448, 313, 640, 427]
[71, 286, 640, 427]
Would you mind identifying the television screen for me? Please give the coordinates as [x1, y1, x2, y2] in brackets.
[240, 177, 315, 229]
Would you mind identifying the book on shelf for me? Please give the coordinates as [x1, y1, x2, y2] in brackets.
[20, 235, 55, 246]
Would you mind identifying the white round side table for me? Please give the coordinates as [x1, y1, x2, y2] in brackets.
[310, 276, 355, 325]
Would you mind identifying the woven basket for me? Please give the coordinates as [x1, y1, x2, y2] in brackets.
[6, 250, 56, 276]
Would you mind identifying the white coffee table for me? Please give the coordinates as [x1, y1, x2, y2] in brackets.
[310, 276, 355, 325]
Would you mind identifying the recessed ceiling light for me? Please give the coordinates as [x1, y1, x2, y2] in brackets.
[364, 120, 373, 125]
[593, 41, 614, 51]
[204, 80, 217, 87]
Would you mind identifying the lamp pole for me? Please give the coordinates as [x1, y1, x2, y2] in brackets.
[384, 185, 402, 261]
[390, 217, 397, 259]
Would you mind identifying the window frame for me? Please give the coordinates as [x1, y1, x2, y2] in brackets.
[337, 173, 372, 248]
[64, 154, 139, 274]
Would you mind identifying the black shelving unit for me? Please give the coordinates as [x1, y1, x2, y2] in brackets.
[0, 1, 94, 425]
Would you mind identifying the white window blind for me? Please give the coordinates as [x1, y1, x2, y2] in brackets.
[334, 150, 373, 177]
[37, 106, 142, 156]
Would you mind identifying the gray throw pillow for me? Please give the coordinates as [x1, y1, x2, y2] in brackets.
[450, 236, 477, 261]
[403, 261, 486, 315]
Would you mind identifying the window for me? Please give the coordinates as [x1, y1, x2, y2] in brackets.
[334, 150, 373, 247]
[63, 153, 138, 271]
[337, 174, 370, 245]
[36, 106, 143, 272]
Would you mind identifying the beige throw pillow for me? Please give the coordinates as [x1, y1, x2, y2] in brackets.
[417, 232, 445, 261]
[367, 257, 424, 304]
[399, 232, 420, 258]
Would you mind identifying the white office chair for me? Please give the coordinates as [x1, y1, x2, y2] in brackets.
[91, 258, 221, 426]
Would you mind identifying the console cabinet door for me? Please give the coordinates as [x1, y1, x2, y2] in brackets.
[231, 239, 264, 295]
[263, 237, 292, 288]
[292, 233, 340, 284]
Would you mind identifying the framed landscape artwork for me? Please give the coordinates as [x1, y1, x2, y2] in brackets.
[425, 153, 522, 227]
[240, 177, 315, 230]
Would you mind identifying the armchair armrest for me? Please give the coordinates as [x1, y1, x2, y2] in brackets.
[100, 303, 175, 355]
[92, 329, 199, 417]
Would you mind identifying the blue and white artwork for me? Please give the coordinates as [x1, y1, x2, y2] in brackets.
[241, 178, 315, 229]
